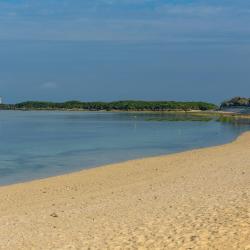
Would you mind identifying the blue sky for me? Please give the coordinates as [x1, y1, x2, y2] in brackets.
[0, 0, 250, 103]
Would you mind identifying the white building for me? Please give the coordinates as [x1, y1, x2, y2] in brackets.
[0, 97, 2, 104]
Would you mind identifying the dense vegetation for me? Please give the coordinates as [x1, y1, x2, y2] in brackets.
[0, 100, 217, 111]
[220, 97, 250, 108]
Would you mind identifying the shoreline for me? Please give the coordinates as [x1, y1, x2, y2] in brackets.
[0, 132, 249, 249]
[1, 108, 250, 118]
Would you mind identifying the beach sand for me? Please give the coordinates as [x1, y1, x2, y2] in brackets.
[0, 133, 249, 250]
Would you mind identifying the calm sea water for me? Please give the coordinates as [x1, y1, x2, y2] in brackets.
[0, 111, 249, 185]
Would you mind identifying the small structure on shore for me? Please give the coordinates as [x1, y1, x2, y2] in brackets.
[0, 97, 2, 104]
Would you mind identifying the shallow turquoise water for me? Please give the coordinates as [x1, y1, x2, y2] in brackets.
[0, 111, 249, 185]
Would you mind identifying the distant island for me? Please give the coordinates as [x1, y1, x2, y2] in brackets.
[0, 98, 250, 114]
[0, 100, 217, 111]
[220, 97, 250, 108]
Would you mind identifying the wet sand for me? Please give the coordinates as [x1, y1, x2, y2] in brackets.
[0, 133, 249, 249]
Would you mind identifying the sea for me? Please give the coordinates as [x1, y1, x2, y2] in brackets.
[0, 110, 249, 185]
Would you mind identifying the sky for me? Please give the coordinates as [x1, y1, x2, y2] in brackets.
[0, 0, 250, 104]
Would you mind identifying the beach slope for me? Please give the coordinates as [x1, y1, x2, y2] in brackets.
[0, 133, 250, 249]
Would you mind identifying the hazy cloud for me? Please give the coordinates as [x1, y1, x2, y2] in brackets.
[0, 1, 250, 42]
[41, 82, 57, 89]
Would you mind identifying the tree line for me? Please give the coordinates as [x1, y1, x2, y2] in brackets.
[0, 100, 217, 111]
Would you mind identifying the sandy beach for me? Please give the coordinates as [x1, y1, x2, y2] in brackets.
[0, 133, 249, 249]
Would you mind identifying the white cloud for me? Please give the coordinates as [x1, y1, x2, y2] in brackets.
[40, 82, 57, 89]
[157, 4, 226, 17]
